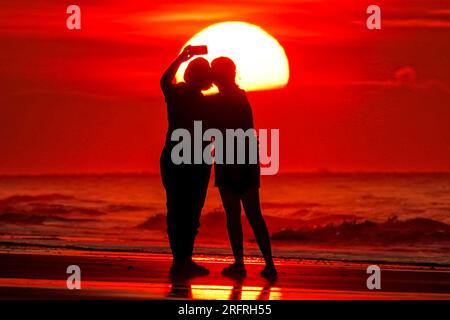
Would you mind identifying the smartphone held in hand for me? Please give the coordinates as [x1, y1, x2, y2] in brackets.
[186, 45, 208, 56]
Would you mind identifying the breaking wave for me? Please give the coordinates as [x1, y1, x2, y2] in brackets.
[272, 216, 450, 245]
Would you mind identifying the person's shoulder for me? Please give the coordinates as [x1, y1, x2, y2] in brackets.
[164, 82, 187, 99]
[235, 88, 250, 103]
[231, 87, 247, 99]
[236, 88, 246, 95]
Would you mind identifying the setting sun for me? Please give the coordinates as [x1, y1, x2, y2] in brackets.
[175, 21, 290, 92]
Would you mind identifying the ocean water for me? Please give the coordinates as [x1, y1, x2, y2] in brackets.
[0, 173, 449, 265]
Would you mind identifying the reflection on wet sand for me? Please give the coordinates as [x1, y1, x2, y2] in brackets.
[2, 251, 449, 300]
[168, 279, 280, 300]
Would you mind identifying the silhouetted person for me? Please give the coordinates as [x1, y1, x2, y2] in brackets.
[209, 57, 277, 279]
[160, 46, 212, 278]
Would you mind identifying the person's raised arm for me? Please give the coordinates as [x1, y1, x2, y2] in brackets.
[160, 46, 192, 96]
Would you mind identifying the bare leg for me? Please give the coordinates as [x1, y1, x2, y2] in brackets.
[241, 187, 275, 267]
[219, 187, 244, 264]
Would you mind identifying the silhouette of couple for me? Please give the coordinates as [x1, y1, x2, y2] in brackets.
[160, 46, 276, 280]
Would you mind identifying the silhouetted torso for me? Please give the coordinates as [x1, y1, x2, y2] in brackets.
[209, 88, 260, 192]
[162, 83, 208, 163]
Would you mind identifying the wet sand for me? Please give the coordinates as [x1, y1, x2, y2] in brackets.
[0, 249, 449, 300]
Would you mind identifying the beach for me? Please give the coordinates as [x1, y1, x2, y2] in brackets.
[0, 248, 449, 300]
[0, 174, 449, 300]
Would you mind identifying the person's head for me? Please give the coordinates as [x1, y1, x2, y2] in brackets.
[211, 57, 237, 90]
[184, 57, 212, 91]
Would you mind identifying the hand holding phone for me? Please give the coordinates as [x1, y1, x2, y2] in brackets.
[180, 45, 208, 61]
[186, 45, 208, 56]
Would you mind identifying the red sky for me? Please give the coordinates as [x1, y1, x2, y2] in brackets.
[1, 0, 450, 174]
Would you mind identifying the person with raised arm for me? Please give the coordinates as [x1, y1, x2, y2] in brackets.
[160, 46, 212, 278]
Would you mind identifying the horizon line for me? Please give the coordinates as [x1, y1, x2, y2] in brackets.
[1, 170, 450, 178]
